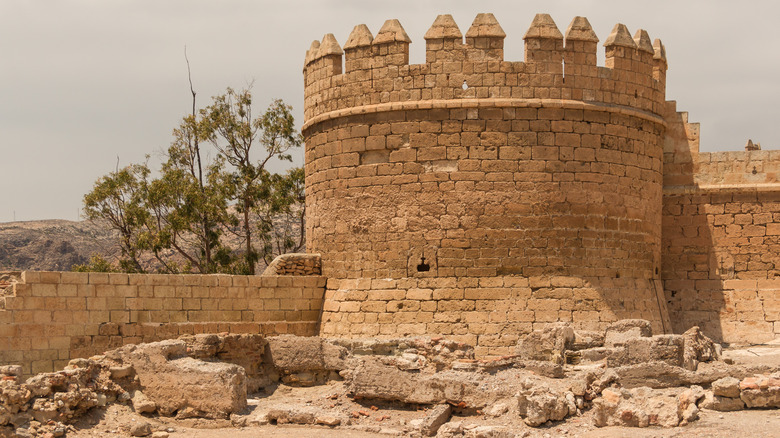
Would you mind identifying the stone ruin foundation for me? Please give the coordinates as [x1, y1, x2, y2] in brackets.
[1, 320, 779, 437]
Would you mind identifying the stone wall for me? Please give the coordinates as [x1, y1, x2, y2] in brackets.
[0, 271, 326, 375]
[662, 109, 780, 343]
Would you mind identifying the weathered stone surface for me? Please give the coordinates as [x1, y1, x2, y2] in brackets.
[345, 358, 479, 406]
[266, 335, 347, 373]
[517, 360, 564, 378]
[117, 340, 247, 418]
[739, 374, 780, 408]
[516, 323, 574, 365]
[129, 421, 152, 437]
[606, 335, 683, 368]
[592, 387, 681, 428]
[419, 404, 452, 436]
[516, 378, 575, 427]
[677, 386, 705, 426]
[182, 334, 267, 392]
[0, 366, 22, 377]
[681, 326, 721, 371]
[131, 390, 157, 414]
[700, 391, 745, 411]
[572, 330, 605, 350]
[604, 320, 653, 347]
[711, 376, 740, 398]
[266, 407, 317, 425]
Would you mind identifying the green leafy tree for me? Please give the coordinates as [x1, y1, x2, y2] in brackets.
[201, 89, 302, 274]
[82, 163, 150, 272]
[80, 85, 304, 274]
[257, 167, 306, 264]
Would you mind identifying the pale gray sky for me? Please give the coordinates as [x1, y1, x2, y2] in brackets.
[1, 0, 778, 222]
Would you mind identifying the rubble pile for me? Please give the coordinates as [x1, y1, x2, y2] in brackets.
[0, 320, 778, 437]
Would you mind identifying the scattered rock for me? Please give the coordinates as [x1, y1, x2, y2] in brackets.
[712, 377, 741, 398]
[129, 421, 152, 437]
[700, 391, 745, 411]
[681, 327, 721, 371]
[131, 390, 157, 414]
[419, 404, 452, 436]
[740, 374, 780, 408]
[315, 415, 342, 426]
[593, 387, 681, 428]
[516, 379, 575, 427]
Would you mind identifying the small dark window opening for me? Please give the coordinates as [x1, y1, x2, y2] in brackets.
[655, 267, 659, 276]
[417, 257, 430, 272]
[752, 166, 758, 175]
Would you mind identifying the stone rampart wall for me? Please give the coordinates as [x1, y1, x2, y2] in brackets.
[0, 271, 326, 375]
[663, 188, 780, 343]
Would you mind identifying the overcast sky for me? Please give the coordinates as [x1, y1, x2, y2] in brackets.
[1, 0, 778, 222]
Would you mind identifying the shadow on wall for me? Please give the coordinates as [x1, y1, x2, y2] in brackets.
[662, 106, 780, 344]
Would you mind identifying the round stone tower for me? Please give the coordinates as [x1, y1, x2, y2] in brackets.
[302, 13, 671, 355]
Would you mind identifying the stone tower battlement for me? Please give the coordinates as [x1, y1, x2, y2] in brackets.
[302, 13, 675, 354]
[302, 13, 668, 127]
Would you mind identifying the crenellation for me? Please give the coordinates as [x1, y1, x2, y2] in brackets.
[464, 13, 505, 61]
[523, 13, 564, 76]
[302, 13, 668, 124]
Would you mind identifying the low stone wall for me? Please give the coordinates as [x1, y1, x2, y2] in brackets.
[0, 271, 326, 375]
[663, 189, 780, 344]
[666, 278, 780, 344]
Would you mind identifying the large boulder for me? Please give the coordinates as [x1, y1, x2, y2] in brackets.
[604, 320, 652, 347]
[739, 373, 780, 408]
[265, 335, 348, 385]
[607, 335, 684, 368]
[711, 377, 740, 398]
[592, 387, 689, 428]
[182, 333, 267, 392]
[346, 357, 478, 404]
[516, 380, 576, 427]
[116, 340, 247, 418]
[516, 323, 574, 365]
[700, 391, 745, 411]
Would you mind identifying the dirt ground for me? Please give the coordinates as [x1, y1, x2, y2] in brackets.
[63, 341, 780, 438]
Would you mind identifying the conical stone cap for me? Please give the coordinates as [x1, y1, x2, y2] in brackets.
[523, 13, 563, 40]
[565, 16, 598, 42]
[604, 23, 636, 48]
[634, 29, 654, 54]
[465, 13, 506, 38]
[304, 40, 320, 66]
[425, 14, 462, 40]
[653, 39, 667, 62]
[344, 24, 373, 49]
[317, 33, 343, 57]
[373, 19, 411, 44]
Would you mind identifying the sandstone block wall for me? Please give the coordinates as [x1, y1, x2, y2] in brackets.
[303, 14, 671, 350]
[0, 271, 325, 375]
[662, 110, 780, 344]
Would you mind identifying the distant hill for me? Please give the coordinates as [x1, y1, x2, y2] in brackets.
[0, 219, 119, 271]
[0, 213, 303, 272]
